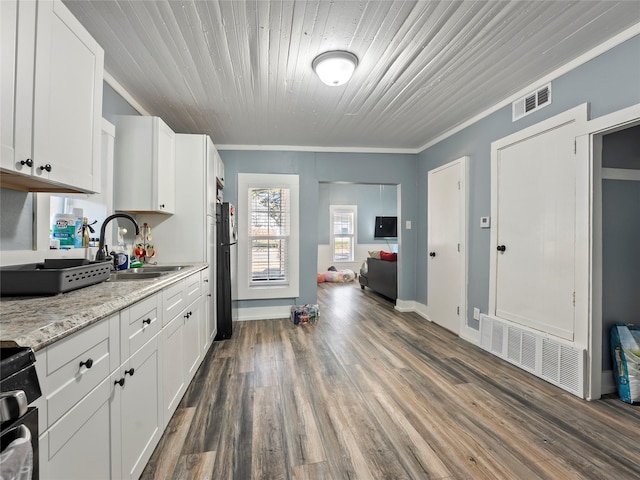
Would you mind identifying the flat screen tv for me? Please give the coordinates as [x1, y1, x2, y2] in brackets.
[374, 216, 397, 238]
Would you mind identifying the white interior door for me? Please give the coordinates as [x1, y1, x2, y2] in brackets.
[493, 119, 578, 341]
[427, 159, 466, 335]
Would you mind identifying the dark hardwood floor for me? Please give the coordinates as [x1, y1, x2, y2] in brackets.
[141, 281, 640, 479]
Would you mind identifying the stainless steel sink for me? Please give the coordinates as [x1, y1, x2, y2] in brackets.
[108, 271, 168, 281]
[129, 266, 187, 273]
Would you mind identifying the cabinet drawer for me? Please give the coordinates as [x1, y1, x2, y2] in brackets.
[201, 267, 210, 293]
[121, 293, 161, 361]
[185, 271, 201, 304]
[162, 278, 185, 326]
[43, 316, 115, 427]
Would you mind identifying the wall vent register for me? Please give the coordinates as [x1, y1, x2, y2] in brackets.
[512, 83, 552, 121]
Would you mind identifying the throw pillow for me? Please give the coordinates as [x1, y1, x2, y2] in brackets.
[380, 251, 397, 261]
[368, 250, 381, 259]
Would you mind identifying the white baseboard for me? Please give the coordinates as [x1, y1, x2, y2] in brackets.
[412, 301, 430, 321]
[236, 305, 291, 321]
[395, 299, 418, 313]
[601, 370, 617, 395]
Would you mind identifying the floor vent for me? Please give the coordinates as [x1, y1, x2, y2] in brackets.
[512, 83, 552, 121]
[479, 314, 584, 397]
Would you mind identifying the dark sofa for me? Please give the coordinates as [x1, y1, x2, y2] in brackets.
[359, 257, 397, 301]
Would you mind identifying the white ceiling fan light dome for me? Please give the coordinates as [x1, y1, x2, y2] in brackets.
[312, 50, 359, 86]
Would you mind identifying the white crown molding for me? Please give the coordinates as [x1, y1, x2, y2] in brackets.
[418, 22, 640, 153]
[103, 70, 151, 117]
[216, 144, 419, 154]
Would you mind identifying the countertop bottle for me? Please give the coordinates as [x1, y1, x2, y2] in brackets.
[82, 217, 90, 248]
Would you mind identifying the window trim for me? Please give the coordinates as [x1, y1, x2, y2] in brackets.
[330, 204, 357, 263]
[237, 173, 299, 300]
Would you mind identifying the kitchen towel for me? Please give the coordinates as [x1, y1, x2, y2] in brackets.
[0, 427, 33, 480]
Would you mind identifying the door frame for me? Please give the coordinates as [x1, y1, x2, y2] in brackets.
[577, 103, 640, 400]
[427, 156, 471, 342]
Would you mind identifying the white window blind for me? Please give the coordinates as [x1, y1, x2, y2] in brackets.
[237, 173, 299, 300]
[248, 187, 290, 284]
[331, 205, 356, 262]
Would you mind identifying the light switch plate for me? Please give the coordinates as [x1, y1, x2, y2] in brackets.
[480, 216, 491, 228]
[473, 307, 480, 320]
[406, 220, 412, 229]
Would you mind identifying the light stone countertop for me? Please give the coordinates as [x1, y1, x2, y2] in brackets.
[0, 263, 208, 352]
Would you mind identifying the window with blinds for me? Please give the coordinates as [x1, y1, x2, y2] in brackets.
[248, 187, 290, 284]
[331, 205, 356, 262]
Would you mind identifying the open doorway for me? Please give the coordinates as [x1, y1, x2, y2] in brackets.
[316, 182, 398, 298]
[582, 103, 640, 400]
[598, 123, 640, 395]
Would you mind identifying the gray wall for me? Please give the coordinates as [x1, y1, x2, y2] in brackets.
[601, 124, 640, 370]
[219, 150, 417, 308]
[417, 34, 640, 330]
[102, 81, 140, 123]
[0, 189, 33, 251]
[317, 183, 397, 245]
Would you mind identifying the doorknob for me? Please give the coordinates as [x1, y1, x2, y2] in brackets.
[429, 252, 436, 257]
[497, 245, 506, 252]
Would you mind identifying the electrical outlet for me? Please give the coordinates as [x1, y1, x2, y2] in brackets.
[406, 220, 412, 229]
[473, 307, 480, 320]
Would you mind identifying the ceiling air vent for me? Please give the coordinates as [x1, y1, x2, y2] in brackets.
[512, 83, 552, 121]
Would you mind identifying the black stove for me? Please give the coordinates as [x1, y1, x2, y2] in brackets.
[1, 346, 41, 480]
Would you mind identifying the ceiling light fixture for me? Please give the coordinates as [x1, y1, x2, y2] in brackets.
[312, 51, 358, 86]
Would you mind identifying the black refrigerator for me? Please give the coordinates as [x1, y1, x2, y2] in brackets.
[215, 202, 237, 340]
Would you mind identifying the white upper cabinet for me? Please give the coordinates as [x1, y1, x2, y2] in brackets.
[1, 0, 104, 193]
[113, 115, 176, 214]
[215, 149, 225, 188]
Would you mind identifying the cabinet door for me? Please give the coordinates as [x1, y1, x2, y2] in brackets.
[32, 0, 103, 192]
[155, 119, 176, 213]
[118, 336, 163, 480]
[43, 376, 115, 480]
[201, 268, 212, 355]
[161, 313, 185, 426]
[184, 296, 203, 383]
[1, 0, 35, 173]
[215, 150, 225, 187]
[206, 137, 216, 216]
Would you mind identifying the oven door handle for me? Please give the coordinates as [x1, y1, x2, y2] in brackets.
[0, 390, 28, 423]
[1, 423, 32, 447]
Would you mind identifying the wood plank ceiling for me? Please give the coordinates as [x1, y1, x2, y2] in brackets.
[64, 0, 640, 151]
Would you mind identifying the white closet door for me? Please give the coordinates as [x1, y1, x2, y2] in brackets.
[428, 159, 464, 335]
[494, 121, 577, 341]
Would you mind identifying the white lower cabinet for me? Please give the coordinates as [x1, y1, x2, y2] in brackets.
[41, 375, 114, 480]
[114, 335, 163, 480]
[37, 268, 213, 480]
[161, 312, 185, 426]
[184, 296, 203, 384]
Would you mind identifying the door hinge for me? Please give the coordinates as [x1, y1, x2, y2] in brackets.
[572, 291, 576, 306]
[457, 243, 461, 252]
[457, 306, 460, 315]
[457, 181, 461, 190]
[574, 140, 577, 154]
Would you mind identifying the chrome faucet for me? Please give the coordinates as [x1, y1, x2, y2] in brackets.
[95, 213, 140, 264]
